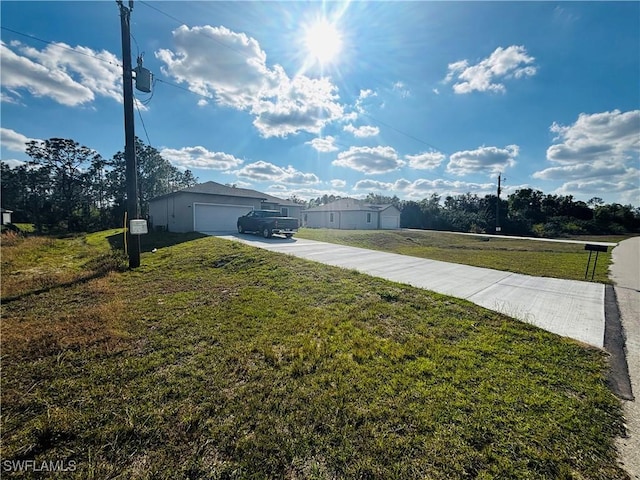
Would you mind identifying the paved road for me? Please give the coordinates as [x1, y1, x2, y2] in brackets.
[611, 236, 640, 479]
[217, 234, 606, 348]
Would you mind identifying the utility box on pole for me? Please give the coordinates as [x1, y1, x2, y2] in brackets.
[135, 66, 152, 93]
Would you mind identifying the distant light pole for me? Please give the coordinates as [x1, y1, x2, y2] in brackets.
[117, 0, 140, 268]
[495, 173, 502, 233]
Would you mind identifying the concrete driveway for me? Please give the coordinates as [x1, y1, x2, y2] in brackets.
[216, 233, 606, 348]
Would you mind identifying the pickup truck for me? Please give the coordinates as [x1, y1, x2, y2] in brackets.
[237, 210, 299, 238]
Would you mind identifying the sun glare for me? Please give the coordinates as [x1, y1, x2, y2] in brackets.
[304, 19, 343, 65]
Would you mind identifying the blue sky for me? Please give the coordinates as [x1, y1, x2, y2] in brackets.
[2, 1, 639, 205]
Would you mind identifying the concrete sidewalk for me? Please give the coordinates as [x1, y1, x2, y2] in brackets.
[218, 234, 606, 348]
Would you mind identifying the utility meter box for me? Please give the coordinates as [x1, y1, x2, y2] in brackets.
[129, 219, 148, 235]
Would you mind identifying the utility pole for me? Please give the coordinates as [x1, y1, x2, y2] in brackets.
[495, 173, 502, 233]
[117, 0, 140, 268]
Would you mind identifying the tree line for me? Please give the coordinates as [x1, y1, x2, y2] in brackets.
[2, 136, 638, 237]
[1, 137, 197, 233]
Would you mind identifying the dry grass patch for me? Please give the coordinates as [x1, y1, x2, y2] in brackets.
[1, 232, 126, 299]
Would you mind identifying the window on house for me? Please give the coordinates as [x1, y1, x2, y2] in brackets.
[366, 212, 372, 223]
[304, 214, 308, 223]
[281, 207, 289, 217]
[330, 213, 334, 223]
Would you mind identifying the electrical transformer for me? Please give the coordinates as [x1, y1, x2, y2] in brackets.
[135, 66, 152, 93]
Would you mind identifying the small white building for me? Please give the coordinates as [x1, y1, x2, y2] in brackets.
[303, 198, 401, 230]
[1, 208, 13, 226]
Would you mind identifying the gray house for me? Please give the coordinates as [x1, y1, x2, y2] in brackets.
[148, 181, 303, 233]
[303, 198, 401, 230]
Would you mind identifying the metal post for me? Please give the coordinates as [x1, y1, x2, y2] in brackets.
[584, 250, 593, 279]
[118, 0, 140, 268]
[495, 173, 501, 233]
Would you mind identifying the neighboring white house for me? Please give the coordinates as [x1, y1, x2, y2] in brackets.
[303, 198, 401, 230]
[148, 181, 303, 233]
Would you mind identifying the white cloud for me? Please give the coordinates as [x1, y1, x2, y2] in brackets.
[354, 179, 394, 190]
[554, 176, 639, 196]
[236, 160, 320, 185]
[553, 174, 640, 206]
[1, 90, 24, 105]
[403, 178, 494, 195]
[534, 110, 640, 202]
[332, 146, 405, 174]
[1, 159, 26, 168]
[401, 178, 496, 199]
[354, 178, 495, 199]
[359, 89, 376, 100]
[447, 145, 519, 176]
[546, 110, 639, 164]
[393, 81, 411, 98]
[343, 124, 379, 138]
[533, 161, 627, 181]
[156, 25, 268, 108]
[444, 45, 536, 94]
[306, 136, 338, 152]
[252, 73, 344, 137]
[265, 186, 347, 201]
[406, 150, 446, 170]
[160, 146, 244, 170]
[1, 128, 38, 153]
[330, 179, 346, 188]
[1, 40, 121, 106]
[352, 88, 378, 115]
[156, 25, 345, 138]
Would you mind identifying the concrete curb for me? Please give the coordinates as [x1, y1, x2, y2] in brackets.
[604, 285, 634, 400]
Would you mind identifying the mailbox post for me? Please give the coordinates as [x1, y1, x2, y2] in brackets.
[584, 244, 608, 281]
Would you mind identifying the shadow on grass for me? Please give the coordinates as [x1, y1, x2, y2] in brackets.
[106, 231, 209, 253]
[2, 248, 131, 304]
[3, 232, 207, 304]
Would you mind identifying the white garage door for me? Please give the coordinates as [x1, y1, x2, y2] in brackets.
[381, 215, 400, 229]
[194, 203, 253, 233]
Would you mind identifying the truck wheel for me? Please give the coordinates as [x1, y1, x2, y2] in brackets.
[285, 234, 293, 239]
[262, 226, 272, 238]
[238, 224, 244, 234]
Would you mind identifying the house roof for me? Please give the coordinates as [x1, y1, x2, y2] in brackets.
[304, 198, 398, 213]
[149, 181, 300, 207]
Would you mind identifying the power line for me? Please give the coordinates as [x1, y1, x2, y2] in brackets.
[360, 112, 447, 155]
[134, 96, 152, 146]
[155, 78, 212, 100]
[0, 26, 123, 69]
[138, 0, 186, 27]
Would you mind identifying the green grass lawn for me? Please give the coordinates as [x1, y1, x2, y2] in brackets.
[296, 228, 629, 283]
[1, 231, 628, 479]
